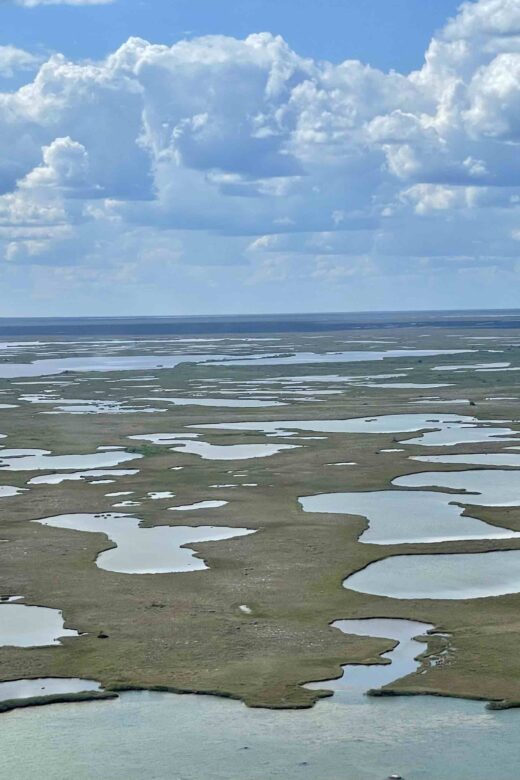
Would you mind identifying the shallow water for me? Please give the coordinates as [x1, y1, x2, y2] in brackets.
[0, 605, 78, 647]
[432, 362, 510, 371]
[146, 491, 175, 500]
[306, 618, 434, 692]
[0, 353, 232, 379]
[0, 678, 101, 702]
[394, 469, 520, 507]
[411, 398, 471, 405]
[34, 513, 256, 574]
[129, 433, 198, 444]
[412, 453, 520, 467]
[0, 486, 25, 498]
[344, 550, 520, 600]
[143, 396, 286, 408]
[1, 689, 520, 780]
[299, 490, 519, 545]
[45, 403, 166, 415]
[0, 347, 472, 379]
[173, 440, 298, 460]
[405, 425, 517, 447]
[196, 413, 518, 448]
[20, 396, 165, 415]
[129, 433, 298, 460]
[362, 382, 452, 389]
[28, 469, 139, 485]
[218, 348, 472, 367]
[169, 500, 228, 511]
[1, 327, 519, 778]
[0, 450, 141, 472]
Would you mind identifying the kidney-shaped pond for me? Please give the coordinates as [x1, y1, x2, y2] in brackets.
[299, 490, 520, 545]
[344, 550, 520, 600]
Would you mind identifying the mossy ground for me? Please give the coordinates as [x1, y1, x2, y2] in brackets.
[0, 326, 519, 709]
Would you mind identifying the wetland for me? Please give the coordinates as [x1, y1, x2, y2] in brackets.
[1, 311, 520, 778]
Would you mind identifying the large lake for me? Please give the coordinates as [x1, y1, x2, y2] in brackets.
[0, 690, 519, 780]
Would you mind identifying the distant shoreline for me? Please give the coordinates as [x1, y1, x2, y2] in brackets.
[0, 309, 519, 338]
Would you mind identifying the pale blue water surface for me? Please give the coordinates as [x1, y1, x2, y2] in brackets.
[0, 689, 519, 780]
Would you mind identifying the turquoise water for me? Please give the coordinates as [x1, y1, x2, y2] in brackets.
[1, 690, 519, 779]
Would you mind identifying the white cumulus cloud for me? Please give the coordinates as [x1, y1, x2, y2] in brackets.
[0, 45, 41, 77]
[0, 0, 518, 312]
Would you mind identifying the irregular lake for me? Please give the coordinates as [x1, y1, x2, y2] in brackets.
[306, 618, 434, 692]
[299, 490, 520, 545]
[344, 550, 520, 599]
[413, 453, 520, 467]
[141, 396, 286, 408]
[1, 689, 519, 780]
[217, 349, 473, 367]
[169, 501, 228, 512]
[194, 413, 518, 447]
[0, 486, 25, 498]
[0, 354, 233, 379]
[394, 470, 520, 506]
[29, 469, 139, 485]
[0, 348, 473, 379]
[0, 679, 101, 702]
[0, 450, 141, 472]
[0, 605, 79, 647]
[129, 433, 298, 461]
[33, 513, 256, 574]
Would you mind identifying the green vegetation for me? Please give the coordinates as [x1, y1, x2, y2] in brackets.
[0, 327, 519, 709]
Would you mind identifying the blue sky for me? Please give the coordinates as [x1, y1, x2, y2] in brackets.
[0, 0, 518, 316]
[2, 0, 460, 72]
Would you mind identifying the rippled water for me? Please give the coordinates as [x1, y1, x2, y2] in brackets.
[1, 689, 519, 780]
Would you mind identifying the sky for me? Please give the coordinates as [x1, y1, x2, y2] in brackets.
[0, 0, 518, 316]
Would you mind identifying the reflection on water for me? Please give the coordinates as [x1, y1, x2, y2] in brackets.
[0, 605, 79, 647]
[195, 413, 518, 448]
[0, 678, 101, 701]
[130, 433, 299, 461]
[0, 689, 518, 780]
[34, 513, 256, 574]
[306, 618, 434, 692]
[344, 550, 520, 600]
[412, 453, 520, 467]
[300, 489, 520, 545]
[0, 449, 141, 472]
[394, 470, 520, 507]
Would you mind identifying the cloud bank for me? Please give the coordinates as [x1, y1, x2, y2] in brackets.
[0, 0, 519, 312]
